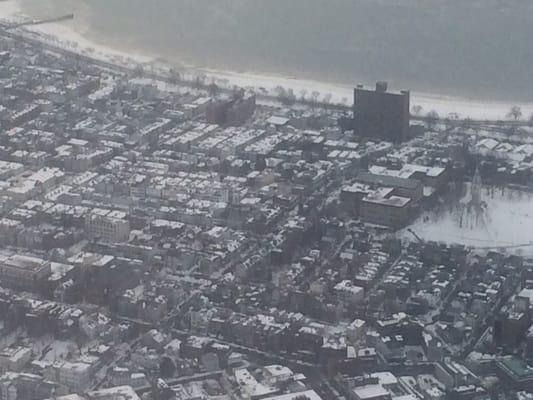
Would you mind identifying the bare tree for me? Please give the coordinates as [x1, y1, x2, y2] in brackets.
[426, 110, 440, 129]
[274, 85, 287, 101]
[507, 105, 523, 121]
[193, 74, 207, 89]
[168, 69, 181, 84]
[284, 88, 297, 105]
[208, 83, 219, 97]
[461, 117, 474, 131]
[287, 88, 296, 102]
[310, 91, 320, 107]
[274, 85, 286, 97]
[411, 105, 423, 116]
[447, 112, 459, 121]
[273, 86, 296, 105]
[134, 64, 144, 77]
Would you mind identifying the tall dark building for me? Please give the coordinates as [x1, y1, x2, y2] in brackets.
[354, 82, 410, 142]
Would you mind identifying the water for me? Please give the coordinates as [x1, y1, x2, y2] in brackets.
[19, 0, 533, 101]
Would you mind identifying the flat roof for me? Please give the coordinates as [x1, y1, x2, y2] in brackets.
[353, 384, 390, 400]
[267, 116, 290, 126]
[518, 288, 533, 303]
[363, 195, 411, 208]
[4, 255, 48, 271]
[355, 86, 409, 97]
[262, 390, 323, 400]
[498, 357, 533, 380]
[357, 172, 420, 190]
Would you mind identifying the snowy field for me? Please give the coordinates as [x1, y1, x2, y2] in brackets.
[404, 187, 533, 254]
[1, 0, 533, 120]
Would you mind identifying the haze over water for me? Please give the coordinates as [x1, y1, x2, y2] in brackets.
[20, 0, 533, 101]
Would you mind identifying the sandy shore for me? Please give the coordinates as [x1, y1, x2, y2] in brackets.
[1, 0, 533, 121]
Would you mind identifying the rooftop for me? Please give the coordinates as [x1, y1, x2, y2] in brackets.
[356, 172, 420, 191]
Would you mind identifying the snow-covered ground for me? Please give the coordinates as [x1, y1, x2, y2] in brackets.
[199, 68, 533, 121]
[2, 0, 533, 120]
[404, 187, 533, 254]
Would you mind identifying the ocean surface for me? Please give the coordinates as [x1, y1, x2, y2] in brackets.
[19, 0, 533, 101]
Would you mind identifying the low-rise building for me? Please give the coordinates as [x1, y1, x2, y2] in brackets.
[0, 254, 51, 292]
[85, 212, 130, 243]
[0, 347, 32, 374]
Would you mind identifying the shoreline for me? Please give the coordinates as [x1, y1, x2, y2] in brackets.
[3, 0, 533, 121]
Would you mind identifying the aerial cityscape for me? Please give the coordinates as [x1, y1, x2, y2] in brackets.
[0, 2, 532, 400]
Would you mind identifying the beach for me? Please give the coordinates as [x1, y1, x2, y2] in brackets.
[1, 0, 533, 121]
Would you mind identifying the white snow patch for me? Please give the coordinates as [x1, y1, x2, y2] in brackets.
[404, 187, 533, 254]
